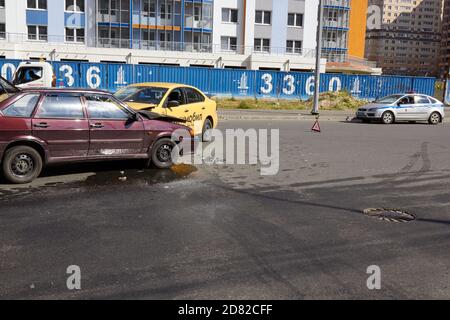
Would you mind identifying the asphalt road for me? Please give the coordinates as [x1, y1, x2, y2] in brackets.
[1, 120, 450, 299]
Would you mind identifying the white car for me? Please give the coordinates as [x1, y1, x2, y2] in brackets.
[356, 94, 445, 125]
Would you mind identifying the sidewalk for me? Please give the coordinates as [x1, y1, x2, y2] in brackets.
[218, 109, 355, 121]
[219, 109, 450, 123]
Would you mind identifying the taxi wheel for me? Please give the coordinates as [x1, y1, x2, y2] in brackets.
[428, 112, 441, 125]
[202, 119, 213, 142]
[381, 111, 395, 124]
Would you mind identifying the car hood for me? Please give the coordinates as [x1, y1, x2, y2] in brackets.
[360, 103, 390, 110]
[126, 102, 158, 110]
[138, 110, 187, 124]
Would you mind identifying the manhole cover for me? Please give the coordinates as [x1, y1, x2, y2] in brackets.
[363, 208, 415, 223]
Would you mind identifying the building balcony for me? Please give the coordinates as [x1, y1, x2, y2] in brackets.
[184, 17, 212, 30]
[97, 10, 130, 24]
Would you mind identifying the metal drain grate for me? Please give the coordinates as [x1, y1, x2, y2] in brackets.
[363, 208, 416, 223]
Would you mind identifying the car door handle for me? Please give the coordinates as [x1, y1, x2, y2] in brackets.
[202, 107, 206, 110]
[90, 123, 104, 129]
[184, 110, 189, 113]
[33, 123, 49, 128]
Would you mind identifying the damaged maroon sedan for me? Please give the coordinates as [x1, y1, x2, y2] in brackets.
[0, 83, 192, 184]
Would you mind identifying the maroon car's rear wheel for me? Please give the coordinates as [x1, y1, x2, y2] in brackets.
[151, 138, 176, 169]
[2, 146, 43, 184]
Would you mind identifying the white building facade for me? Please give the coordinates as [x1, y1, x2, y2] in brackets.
[0, 0, 328, 72]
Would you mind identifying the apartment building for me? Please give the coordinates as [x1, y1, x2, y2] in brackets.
[321, 0, 351, 63]
[365, 0, 444, 77]
[0, 0, 369, 73]
[440, 0, 449, 77]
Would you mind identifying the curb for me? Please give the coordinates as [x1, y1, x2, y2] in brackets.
[218, 111, 450, 123]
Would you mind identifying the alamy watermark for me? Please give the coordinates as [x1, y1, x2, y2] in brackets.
[67, 265, 81, 290]
[171, 127, 280, 176]
[366, 265, 381, 290]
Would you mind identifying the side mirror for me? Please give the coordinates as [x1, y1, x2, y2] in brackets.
[167, 100, 180, 108]
[128, 112, 139, 122]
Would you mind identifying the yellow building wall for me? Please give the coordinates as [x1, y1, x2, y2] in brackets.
[348, 0, 368, 58]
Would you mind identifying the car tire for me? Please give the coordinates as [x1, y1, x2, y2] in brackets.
[2, 146, 43, 184]
[202, 118, 213, 142]
[381, 111, 395, 124]
[428, 112, 441, 125]
[151, 138, 176, 169]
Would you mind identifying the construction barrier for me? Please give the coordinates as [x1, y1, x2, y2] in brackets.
[0, 59, 436, 100]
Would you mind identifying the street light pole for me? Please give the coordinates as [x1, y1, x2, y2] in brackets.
[312, 0, 324, 115]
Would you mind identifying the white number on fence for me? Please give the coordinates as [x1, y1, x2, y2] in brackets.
[329, 77, 342, 92]
[1, 63, 16, 80]
[283, 75, 296, 95]
[60, 65, 75, 87]
[86, 66, 101, 89]
[260, 73, 273, 94]
[306, 76, 315, 96]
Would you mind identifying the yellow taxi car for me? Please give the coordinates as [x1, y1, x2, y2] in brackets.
[114, 83, 218, 141]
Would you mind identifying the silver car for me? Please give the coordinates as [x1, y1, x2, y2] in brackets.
[356, 94, 445, 125]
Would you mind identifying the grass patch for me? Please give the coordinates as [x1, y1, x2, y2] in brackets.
[215, 91, 368, 111]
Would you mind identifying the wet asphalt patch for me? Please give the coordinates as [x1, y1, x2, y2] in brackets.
[0, 162, 198, 203]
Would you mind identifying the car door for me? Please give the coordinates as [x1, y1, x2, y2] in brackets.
[32, 93, 89, 159]
[162, 87, 189, 119]
[84, 94, 146, 157]
[181, 87, 207, 134]
[395, 95, 416, 120]
[414, 95, 432, 120]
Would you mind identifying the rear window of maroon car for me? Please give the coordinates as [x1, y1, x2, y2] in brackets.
[2, 94, 40, 118]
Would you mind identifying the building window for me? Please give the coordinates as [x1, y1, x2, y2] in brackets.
[0, 0, 5, 8]
[255, 10, 271, 25]
[27, 0, 47, 10]
[66, 27, 85, 43]
[194, 5, 201, 22]
[254, 38, 270, 52]
[65, 0, 85, 12]
[286, 40, 302, 54]
[221, 36, 237, 51]
[222, 8, 238, 23]
[143, 0, 156, 18]
[0, 23, 5, 39]
[28, 25, 47, 41]
[160, 3, 172, 20]
[288, 13, 303, 27]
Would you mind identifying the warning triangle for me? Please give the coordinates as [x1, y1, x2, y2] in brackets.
[311, 120, 321, 133]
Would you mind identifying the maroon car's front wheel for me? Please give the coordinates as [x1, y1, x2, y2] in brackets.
[2, 146, 43, 184]
[151, 138, 176, 169]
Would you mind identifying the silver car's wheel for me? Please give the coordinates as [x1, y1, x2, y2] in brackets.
[428, 112, 441, 125]
[381, 111, 394, 124]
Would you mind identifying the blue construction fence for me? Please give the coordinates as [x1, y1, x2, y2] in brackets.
[0, 59, 436, 101]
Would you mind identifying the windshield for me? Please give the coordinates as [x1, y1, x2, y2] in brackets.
[0, 76, 20, 94]
[375, 94, 404, 104]
[114, 87, 168, 105]
[13, 67, 43, 85]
